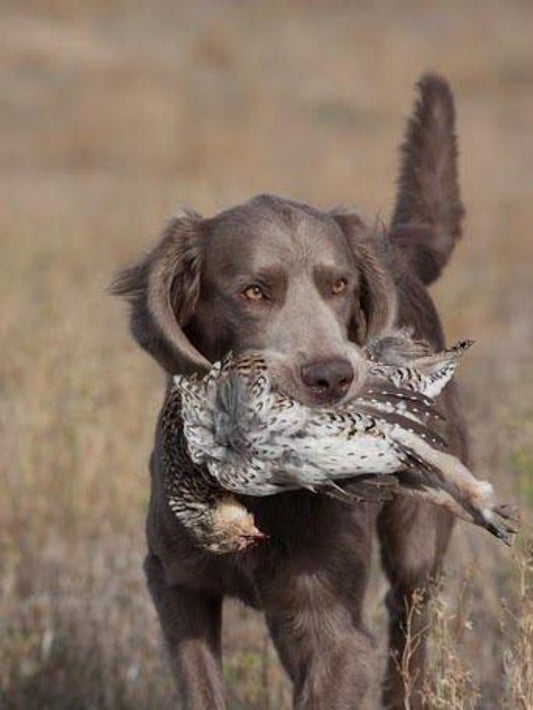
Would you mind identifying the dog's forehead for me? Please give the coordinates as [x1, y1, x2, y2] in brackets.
[203, 194, 353, 273]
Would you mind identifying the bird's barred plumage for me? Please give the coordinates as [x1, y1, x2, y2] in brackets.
[163, 330, 517, 553]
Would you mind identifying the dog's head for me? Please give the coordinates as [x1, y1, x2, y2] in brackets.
[112, 74, 463, 406]
[112, 196, 396, 405]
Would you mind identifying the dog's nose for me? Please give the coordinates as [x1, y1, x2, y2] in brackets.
[301, 358, 354, 402]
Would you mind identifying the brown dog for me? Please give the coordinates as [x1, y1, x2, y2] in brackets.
[112, 74, 467, 709]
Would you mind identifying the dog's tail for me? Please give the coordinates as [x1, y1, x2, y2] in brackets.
[390, 74, 465, 286]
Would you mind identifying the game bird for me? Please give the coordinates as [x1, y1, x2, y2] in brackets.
[163, 330, 516, 554]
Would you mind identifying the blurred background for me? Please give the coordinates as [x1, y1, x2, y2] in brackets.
[1, 1, 532, 708]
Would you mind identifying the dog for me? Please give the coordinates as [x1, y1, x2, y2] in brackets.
[112, 74, 467, 709]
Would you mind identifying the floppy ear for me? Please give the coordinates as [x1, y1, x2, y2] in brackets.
[390, 74, 465, 285]
[111, 207, 210, 375]
[331, 209, 397, 343]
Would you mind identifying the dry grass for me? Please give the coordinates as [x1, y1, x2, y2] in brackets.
[1, 1, 532, 708]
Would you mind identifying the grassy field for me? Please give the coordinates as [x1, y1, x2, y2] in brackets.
[1, 1, 532, 708]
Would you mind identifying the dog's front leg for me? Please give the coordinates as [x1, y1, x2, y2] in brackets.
[144, 554, 225, 710]
[267, 600, 374, 709]
[263, 551, 375, 710]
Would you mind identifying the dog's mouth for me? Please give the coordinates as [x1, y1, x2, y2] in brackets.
[218, 346, 368, 409]
[259, 355, 367, 408]
[282, 385, 359, 409]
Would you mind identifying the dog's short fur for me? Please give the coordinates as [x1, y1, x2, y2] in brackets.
[113, 75, 467, 709]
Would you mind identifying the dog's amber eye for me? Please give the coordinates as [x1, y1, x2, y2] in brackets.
[243, 285, 266, 301]
[331, 278, 348, 295]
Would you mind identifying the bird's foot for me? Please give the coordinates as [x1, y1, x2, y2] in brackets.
[487, 503, 520, 545]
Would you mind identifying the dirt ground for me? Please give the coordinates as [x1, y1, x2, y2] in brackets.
[1, 1, 532, 708]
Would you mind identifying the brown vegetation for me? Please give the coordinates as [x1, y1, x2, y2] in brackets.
[1, 1, 532, 707]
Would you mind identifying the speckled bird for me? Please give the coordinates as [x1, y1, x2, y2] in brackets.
[163, 331, 516, 553]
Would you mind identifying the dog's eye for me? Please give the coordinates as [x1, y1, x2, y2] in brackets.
[242, 285, 266, 302]
[331, 278, 348, 295]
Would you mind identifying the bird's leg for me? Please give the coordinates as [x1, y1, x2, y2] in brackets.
[392, 429, 518, 542]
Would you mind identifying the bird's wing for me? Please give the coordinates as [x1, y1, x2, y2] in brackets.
[353, 382, 445, 425]
[366, 339, 473, 398]
[351, 405, 449, 451]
